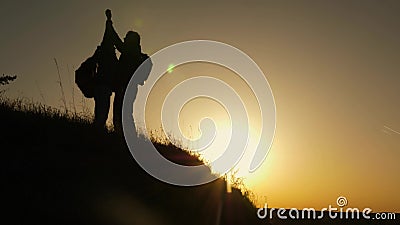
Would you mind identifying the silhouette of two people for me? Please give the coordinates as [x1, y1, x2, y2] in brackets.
[93, 9, 150, 133]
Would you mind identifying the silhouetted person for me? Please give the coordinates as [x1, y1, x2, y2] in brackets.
[92, 9, 118, 129]
[105, 10, 151, 133]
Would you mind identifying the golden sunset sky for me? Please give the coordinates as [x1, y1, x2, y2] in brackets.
[1, 0, 399, 212]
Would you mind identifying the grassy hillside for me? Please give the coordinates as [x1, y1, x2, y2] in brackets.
[3, 98, 398, 225]
[1, 98, 262, 225]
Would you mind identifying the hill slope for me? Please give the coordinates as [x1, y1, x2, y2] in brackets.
[1, 100, 261, 225]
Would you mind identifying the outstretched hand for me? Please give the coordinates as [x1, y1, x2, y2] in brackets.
[105, 9, 112, 20]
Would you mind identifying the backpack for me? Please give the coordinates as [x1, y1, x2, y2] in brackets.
[133, 54, 152, 86]
[75, 57, 97, 98]
[115, 53, 152, 89]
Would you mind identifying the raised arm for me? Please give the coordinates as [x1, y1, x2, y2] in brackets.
[104, 9, 124, 53]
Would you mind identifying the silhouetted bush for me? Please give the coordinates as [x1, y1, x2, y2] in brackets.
[0, 74, 16, 85]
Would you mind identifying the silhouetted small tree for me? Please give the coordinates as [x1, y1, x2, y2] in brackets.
[0, 74, 17, 85]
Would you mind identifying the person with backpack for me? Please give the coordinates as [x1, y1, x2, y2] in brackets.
[105, 9, 151, 133]
[91, 9, 118, 130]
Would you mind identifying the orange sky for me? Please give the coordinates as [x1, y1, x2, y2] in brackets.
[1, 0, 399, 212]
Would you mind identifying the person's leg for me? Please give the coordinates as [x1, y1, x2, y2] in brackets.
[121, 86, 138, 138]
[113, 87, 123, 132]
[102, 89, 111, 126]
[94, 86, 111, 129]
[113, 85, 138, 133]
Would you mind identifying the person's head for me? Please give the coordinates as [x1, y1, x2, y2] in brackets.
[124, 31, 140, 46]
[105, 9, 112, 20]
